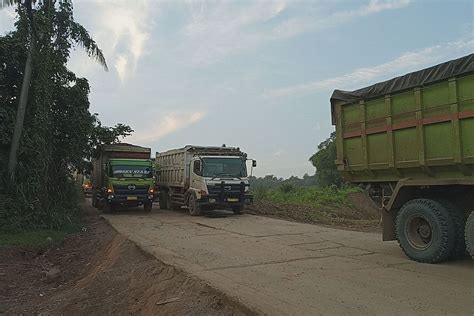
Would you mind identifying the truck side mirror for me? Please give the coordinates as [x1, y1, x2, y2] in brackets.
[252, 160, 257, 168]
[193, 160, 202, 175]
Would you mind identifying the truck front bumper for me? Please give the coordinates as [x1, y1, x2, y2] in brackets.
[106, 194, 154, 206]
[198, 194, 253, 208]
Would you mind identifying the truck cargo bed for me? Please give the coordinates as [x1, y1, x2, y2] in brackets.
[331, 54, 474, 183]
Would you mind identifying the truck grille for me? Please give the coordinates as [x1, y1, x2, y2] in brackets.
[113, 184, 149, 195]
[208, 183, 245, 196]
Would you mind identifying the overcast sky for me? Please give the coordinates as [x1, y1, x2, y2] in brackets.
[1, 0, 473, 178]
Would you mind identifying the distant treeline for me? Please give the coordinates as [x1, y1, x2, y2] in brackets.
[249, 174, 319, 191]
[250, 131, 343, 193]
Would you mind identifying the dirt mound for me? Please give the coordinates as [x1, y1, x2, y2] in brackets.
[0, 209, 254, 315]
[347, 191, 380, 219]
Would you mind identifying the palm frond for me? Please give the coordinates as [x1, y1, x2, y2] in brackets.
[69, 20, 108, 71]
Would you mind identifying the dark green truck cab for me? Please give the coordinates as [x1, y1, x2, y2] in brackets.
[331, 54, 474, 263]
[91, 144, 155, 212]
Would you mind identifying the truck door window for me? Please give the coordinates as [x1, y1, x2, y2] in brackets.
[193, 160, 202, 175]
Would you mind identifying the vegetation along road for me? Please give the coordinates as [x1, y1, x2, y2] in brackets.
[103, 204, 473, 316]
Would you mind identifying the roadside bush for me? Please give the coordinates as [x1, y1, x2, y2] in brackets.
[259, 186, 361, 209]
[279, 183, 294, 194]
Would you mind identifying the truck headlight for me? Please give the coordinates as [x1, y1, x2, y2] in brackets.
[209, 198, 216, 203]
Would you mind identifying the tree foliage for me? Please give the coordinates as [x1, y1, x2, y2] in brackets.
[309, 132, 342, 187]
[0, 1, 130, 232]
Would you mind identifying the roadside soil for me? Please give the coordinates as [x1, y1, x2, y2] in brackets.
[247, 192, 382, 232]
[0, 205, 255, 315]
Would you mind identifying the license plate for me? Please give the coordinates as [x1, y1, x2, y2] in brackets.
[227, 198, 239, 202]
[127, 196, 138, 201]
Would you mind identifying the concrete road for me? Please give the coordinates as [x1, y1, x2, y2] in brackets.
[103, 208, 473, 315]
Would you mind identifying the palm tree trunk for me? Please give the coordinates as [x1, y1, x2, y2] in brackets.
[8, 34, 35, 182]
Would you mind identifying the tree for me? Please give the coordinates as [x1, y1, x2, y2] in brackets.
[0, 1, 125, 232]
[309, 132, 342, 187]
[1, 0, 107, 181]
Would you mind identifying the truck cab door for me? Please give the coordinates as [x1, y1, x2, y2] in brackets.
[190, 158, 205, 193]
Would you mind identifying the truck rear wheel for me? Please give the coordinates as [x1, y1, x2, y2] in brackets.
[188, 195, 201, 216]
[396, 199, 455, 263]
[466, 212, 474, 259]
[438, 200, 467, 259]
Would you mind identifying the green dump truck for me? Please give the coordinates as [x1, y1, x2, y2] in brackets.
[331, 54, 474, 263]
[91, 143, 155, 212]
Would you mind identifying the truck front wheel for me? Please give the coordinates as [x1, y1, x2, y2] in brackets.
[232, 205, 243, 215]
[103, 201, 115, 213]
[465, 212, 474, 259]
[188, 195, 201, 216]
[144, 201, 153, 212]
[396, 199, 455, 263]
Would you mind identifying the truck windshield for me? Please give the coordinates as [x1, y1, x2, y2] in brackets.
[111, 165, 153, 178]
[202, 158, 247, 178]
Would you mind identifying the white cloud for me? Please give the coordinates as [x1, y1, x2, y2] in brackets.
[126, 111, 206, 144]
[0, 6, 15, 34]
[180, 0, 411, 66]
[337, 0, 411, 18]
[114, 55, 128, 82]
[264, 38, 474, 98]
[268, 0, 411, 40]
[69, 0, 154, 82]
[181, 0, 287, 66]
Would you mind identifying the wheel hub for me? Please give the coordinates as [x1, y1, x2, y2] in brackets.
[418, 224, 432, 239]
[406, 215, 433, 250]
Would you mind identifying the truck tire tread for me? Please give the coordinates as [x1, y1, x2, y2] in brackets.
[438, 199, 467, 259]
[144, 202, 153, 212]
[465, 212, 474, 259]
[189, 195, 201, 216]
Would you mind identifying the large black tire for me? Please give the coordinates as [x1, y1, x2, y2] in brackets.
[438, 200, 467, 259]
[396, 199, 455, 263]
[97, 197, 103, 211]
[466, 212, 474, 259]
[188, 194, 201, 216]
[232, 205, 243, 215]
[103, 201, 114, 213]
[159, 191, 170, 210]
[144, 201, 153, 212]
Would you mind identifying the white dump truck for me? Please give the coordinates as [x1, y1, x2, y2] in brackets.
[155, 145, 256, 215]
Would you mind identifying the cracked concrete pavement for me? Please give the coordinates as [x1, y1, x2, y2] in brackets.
[103, 209, 473, 315]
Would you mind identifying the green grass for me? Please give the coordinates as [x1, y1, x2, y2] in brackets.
[251, 185, 379, 229]
[0, 229, 69, 250]
[256, 186, 361, 209]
